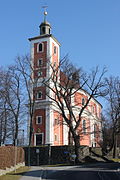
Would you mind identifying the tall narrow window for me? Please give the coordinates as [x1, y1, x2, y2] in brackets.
[82, 120, 86, 134]
[94, 124, 97, 138]
[82, 98, 85, 106]
[36, 134, 43, 145]
[38, 59, 43, 66]
[54, 134, 58, 141]
[37, 91, 42, 99]
[38, 43, 43, 52]
[54, 118, 59, 125]
[42, 27, 45, 34]
[54, 46, 57, 54]
[36, 116, 42, 124]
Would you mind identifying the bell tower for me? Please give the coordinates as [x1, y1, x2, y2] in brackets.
[29, 8, 61, 146]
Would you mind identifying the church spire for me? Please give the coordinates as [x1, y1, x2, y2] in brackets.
[39, 6, 51, 35]
[43, 6, 48, 22]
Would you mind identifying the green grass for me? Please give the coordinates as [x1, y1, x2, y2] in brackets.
[112, 158, 120, 162]
[0, 166, 30, 180]
[44, 163, 73, 167]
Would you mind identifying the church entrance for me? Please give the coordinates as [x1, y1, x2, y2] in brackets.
[34, 133, 43, 146]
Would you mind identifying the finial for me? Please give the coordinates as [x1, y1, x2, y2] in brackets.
[42, 6, 48, 22]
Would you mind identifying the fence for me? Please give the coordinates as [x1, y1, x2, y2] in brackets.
[24, 145, 89, 165]
[0, 146, 24, 170]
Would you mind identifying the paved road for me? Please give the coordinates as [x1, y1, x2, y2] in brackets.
[19, 166, 44, 180]
[19, 163, 120, 180]
[46, 163, 120, 180]
[19, 166, 76, 180]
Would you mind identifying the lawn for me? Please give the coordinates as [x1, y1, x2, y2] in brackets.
[112, 158, 120, 162]
[0, 166, 30, 180]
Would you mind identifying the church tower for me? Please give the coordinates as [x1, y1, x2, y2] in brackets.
[28, 9, 103, 148]
[29, 9, 61, 146]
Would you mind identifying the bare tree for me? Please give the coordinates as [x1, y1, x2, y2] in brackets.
[0, 97, 10, 145]
[14, 54, 107, 163]
[15, 55, 40, 165]
[42, 57, 107, 163]
[0, 68, 13, 145]
[105, 76, 120, 158]
[0, 66, 24, 145]
[15, 55, 36, 147]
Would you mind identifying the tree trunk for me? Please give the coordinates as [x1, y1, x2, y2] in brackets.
[74, 135, 82, 164]
[113, 134, 117, 158]
[14, 121, 18, 146]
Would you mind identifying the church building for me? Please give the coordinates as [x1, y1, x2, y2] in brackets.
[28, 9, 102, 147]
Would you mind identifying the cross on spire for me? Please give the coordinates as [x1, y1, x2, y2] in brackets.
[42, 6, 48, 22]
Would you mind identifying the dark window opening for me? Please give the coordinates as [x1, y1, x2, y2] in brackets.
[36, 116, 42, 124]
[37, 71, 42, 76]
[42, 27, 45, 34]
[37, 91, 42, 99]
[83, 120, 86, 134]
[82, 98, 85, 106]
[38, 59, 43, 66]
[38, 43, 43, 52]
[36, 134, 43, 145]
[54, 46, 57, 54]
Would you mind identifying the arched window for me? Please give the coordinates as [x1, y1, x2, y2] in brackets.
[82, 120, 86, 134]
[38, 43, 43, 52]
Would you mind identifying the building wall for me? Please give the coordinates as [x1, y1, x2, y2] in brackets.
[30, 35, 102, 147]
[32, 109, 46, 145]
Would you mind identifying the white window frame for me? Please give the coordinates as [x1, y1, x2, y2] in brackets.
[36, 116, 42, 124]
[38, 58, 43, 66]
[34, 133, 44, 146]
[37, 43, 44, 53]
[37, 71, 43, 76]
[37, 91, 42, 99]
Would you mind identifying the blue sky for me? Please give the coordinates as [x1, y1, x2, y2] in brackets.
[0, 0, 120, 77]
